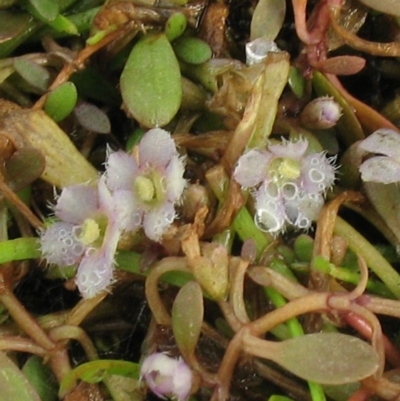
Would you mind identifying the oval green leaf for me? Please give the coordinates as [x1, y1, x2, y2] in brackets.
[74, 102, 111, 134]
[14, 57, 50, 92]
[26, 0, 59, 22]
[5, 146, 45, 191]
[277, 333, 379, 384]
[250, 0, 286, 41]
[120, 32, 182, 128]
[44, 81, 78, 122]
[173, 36, 212, 65]
[165, 12, 187, 42]
[172, 280, 204, 357]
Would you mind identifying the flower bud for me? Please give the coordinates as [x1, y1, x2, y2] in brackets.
[140, 353, 193, 401]
[300, 97, 342, 129]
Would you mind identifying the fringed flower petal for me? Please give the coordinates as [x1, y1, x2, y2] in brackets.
[254, 183, 286, 233]
[112, 189, 143, 232]
[301, 153, 336, 193]
[143, 201, 176, 242]
[40, 222, 85, 266]
[76, 248, 115, 299]
[139, 128, 178, 168]
[268, 138, 308, 159]
[55, 185, 98, 224]
[166, 155, 186, 202]
[106, 150, 139, 191]
[233, 149, 271, 188]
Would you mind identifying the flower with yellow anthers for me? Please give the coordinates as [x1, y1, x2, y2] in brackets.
[40, 177, 122, 298]
[105, 128, 186, 242]
[233, 137, 336, 234]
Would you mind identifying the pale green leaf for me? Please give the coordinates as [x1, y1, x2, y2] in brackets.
[276, 333, 379, 384]
[14, 57, 50, 91]
[0, 351, 41, 401]
[172, 281, 203, 357]
[120, 33, 182, 128]
[250, 0, 286, 41]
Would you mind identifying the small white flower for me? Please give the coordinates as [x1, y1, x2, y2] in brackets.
[234, 137, 336, 234]
[140, 353, 193, 401]
[105, 128, 186, 242]
[359, 128, 400, 184]
[40, 177, 122, 299]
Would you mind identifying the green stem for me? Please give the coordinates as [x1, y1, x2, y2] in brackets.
[334, 217, 400, 299]
[265, 259, 326, 401]
[0, 237, 41, 264]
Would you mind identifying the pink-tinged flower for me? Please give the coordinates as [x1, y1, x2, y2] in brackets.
[140, 353, 193, 401]
[233, 138, 336, 234]
[105, 128, 186, 242]
[40, 177, 121, 299]
[359, 129, 400, 184]
[300, 96, 342, 129]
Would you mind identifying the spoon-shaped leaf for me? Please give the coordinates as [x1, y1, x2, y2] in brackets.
[14, 58, 50, 92]
[44, 82, 77, 122]
[120, 32, 182, 128]
[250, 0, 286, 41]
[5, 146, 45, 191]
[173, 37, 212, 65]
[74, 102, 111, 134]
[172, 280, 204, 357]
[0, 351, 41, 401]
[245, 333, 379, 384]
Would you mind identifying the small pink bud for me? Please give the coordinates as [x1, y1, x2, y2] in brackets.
[140, 353, 193, 401]
[300, 97, 342, 129]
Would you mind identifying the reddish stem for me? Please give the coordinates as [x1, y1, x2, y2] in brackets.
[344, 312, 400, 367]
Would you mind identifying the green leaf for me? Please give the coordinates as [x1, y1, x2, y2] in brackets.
[5, 146, 45, 191]
[22, 356, 58, 401]
[250, 0, 286, 41]
[173, 37, 212, 65]
[0, 11, 32, 42]
[74, 102, 111, 134]
[0, 11, 39, 58]
[275, 333, 379, 384]
[13, 57, 50, 92]
[120, 32, 182, 128]
[44, 82, 78, 122]
[172, 281, 204, 357]
[268, 396, 295, 401]
[165, 12, 187, 42]
[59, 360, 140, 398]
[26, 0, 59, 22]
[0, 351, 41, 401]
[46, 14, 78, 35]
